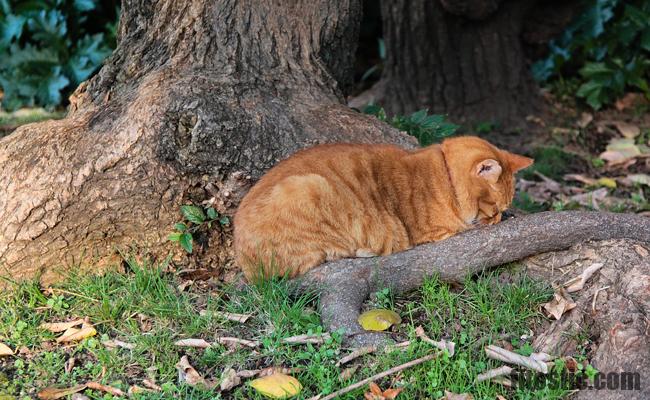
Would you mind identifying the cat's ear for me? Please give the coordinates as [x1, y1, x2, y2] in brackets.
[504, 152, 534, 172]
[475, 159, 502, 183]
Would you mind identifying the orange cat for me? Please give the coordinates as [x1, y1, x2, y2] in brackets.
[234, 136, 533, 280]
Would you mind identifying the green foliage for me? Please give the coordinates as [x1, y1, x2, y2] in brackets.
[0, 0, 118, 110]
[363, 104, 458, 146]
[521, 146, 577, 181]
[168, 205, 229, 254]
[533, 0, 650, 109]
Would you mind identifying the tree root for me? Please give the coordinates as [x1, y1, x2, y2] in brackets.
[294, 211, 650, 347]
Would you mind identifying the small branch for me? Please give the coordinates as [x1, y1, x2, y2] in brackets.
[485, 345, 548, 374]
[309, 353, 438, 400]
[476, 366, 513, 382]
[282, 333, 331, 345]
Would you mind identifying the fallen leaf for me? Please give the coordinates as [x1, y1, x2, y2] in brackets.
[564, 174, 597, 186]
[212, 311, 252, 323]
[174, 338, 211, 348]
[615, 93, 642, 111]
[612, 121, 640, 139]
[176, 355, 210, 387]
[128, 385, 153, 395]
[102, 339, 135, 350]
[596, 177, 617, 188]
[567, 188, 608, 209]
[564, 263, 603, 293]
[634, 244, 648, 257]
[365, 381, 403, 400]
[0, 342, 13, 356]
[250, 373, 302, 399]
[577, 112, 593, 128]
[442, 391, 474, 400]
[542, 289, 576, 320]
[215, 337, 259, 348]
[142, 379, 162, 391]
[37, 385, 87, 399]
[624, 174, 650, 187]
[339, 366, 359, 381]
[358, 309, 401, 331]
[86, 382, 125, 397]
[56, 326, 97, 343]
[39, 319, 85, 333]
[600, 138, 641, 164]
[220, 368, 241, 391]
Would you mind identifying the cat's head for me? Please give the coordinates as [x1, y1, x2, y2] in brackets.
[441, 136, 533, 225]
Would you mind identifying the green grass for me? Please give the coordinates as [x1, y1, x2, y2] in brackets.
[0, 108, 65, 138]
[0, 258, 575, 399]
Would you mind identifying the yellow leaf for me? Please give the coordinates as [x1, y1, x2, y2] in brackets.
[358, 309, 401, 331]
[596, 178, 616, 188]
[56, 326, 97, 343]
[0, 342, 13, 356]
[250, 373, 302, 399]
[37, 384, 87, 399]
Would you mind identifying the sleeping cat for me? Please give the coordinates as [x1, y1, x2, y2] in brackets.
[234, 136, 533, 280]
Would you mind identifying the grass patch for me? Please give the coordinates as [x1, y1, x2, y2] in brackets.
[0, 108, 65, 137]
[0, 259, 570, 399]
[520, 146, 577, 181]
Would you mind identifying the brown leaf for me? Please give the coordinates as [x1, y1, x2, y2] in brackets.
[364, 382, 402, 400]
[37, 385, 87, 399]
[39, 319, 85, 333]
[442, 391, 474, 400]
[564, 174, 597, 186]
[174, 338, 211, 348]
[86, 382, 125, 397]
[577, 112, 593, 129]
[338, 366, 359, 381]
[615, 93, 642, 111]
[542, 289, 577, 320]
[0, 342, 13, 356]
[612, 121, 640, 139]
[563, 263, 603, 292]
[220, 368, 241, 391]
[176, 355, 213, 388]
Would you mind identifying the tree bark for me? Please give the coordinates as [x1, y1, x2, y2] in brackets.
[295, 211, 650, 347]
[0, 0, 416, 284]
[355, 0, 579, 126]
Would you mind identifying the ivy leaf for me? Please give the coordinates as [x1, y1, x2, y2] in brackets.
[179, 232, 193, 253]
[174, 222, 187, 232]
[219, 215, 230, 226]
[206, 207, 218, 220]
[181, 205, 205, 225]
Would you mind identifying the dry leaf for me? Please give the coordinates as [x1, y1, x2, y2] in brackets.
[612, 121, 640, 139]
[600, 138, 641, 164]
[213, 311, 252, 323]
[442, 391, 474, 400]
[40, 319, 85, 333]
[542, 289, 577, 320]
[215, 337, 259, 348]
[339, 366, 359, 381]
[615, 93, 642, 111]
[564, 263, 603, 293]
[567, 188, 608, 209]
[128, 385, 153, 395]
[577, 112, 593, 128]
[624, 174, 650, 187]
[0, 342, 13, 356]
[86, 382, 125, 397]
[174, 338, 211, 348]
[283, 333, 331, 344]
[102, 339, 135, 350]
[37, 385, 87, 399]
[176, 355, 210, 387]
[250, 373, 302, 399]
[142, 379, 162, 391]
[363, 382, 403, 400]
[596, 177, 617, 189]
[358, 309, 401, 331]
[56, 326, 97, 343]
[564, 174, 596, 186]
[220, 368, 241, 391]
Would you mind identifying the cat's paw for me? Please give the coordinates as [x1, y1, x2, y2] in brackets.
[355, 249, 378, 258]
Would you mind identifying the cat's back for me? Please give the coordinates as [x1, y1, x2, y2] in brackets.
[239, 143, 408, 205]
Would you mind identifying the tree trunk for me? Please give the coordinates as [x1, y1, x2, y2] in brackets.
[0, 0, 416, 284]
[359, 0, 575, 126]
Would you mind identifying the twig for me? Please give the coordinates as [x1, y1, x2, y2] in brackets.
[414, 326, 455, 356]
[214, 337, 259, 348]
[592, 286, 610, 312]
[86, 382, 125, 397]
[485, 345, 548, 374]
[476, 366, 513, 383]
[282, 333, 331, 345]
[336, 346, 376, 367]
[309, 353, 438, 400]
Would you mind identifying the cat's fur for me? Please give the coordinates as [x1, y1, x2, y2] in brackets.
[234, 136, 533, 280]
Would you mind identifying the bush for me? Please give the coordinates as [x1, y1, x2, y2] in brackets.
[532, 0, 649, 110]
[0, 0, 118, 111]
[363, 105, 458, 146]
